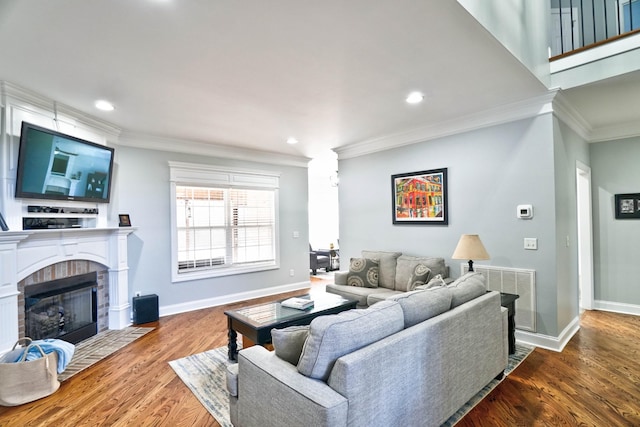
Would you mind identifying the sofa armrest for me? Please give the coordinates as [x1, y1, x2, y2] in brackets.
[334, 271, 348, 285]
[235, 346, 348, 427]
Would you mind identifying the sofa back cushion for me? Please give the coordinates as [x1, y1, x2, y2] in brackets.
[395, 256, 446, 291]
[297, 300, 404, 380]
[361, 250, 402, 290]
[448, 272, 487, 308]
[387, 286, 453, 328]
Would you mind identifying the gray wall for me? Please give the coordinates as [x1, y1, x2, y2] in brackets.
[113, 145, 310, 309]
[552, 117, 591, 330]
[339, 115, 567, 336]
[591, 137, 640, 305]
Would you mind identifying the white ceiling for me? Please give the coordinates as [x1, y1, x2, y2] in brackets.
[0, 0, 631, 160]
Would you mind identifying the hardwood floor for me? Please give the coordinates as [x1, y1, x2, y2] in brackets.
[459, 310, 640, 426]
[1, 277, 639, 426]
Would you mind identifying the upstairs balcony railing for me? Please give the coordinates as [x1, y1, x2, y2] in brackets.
[550, 0, 640, 58]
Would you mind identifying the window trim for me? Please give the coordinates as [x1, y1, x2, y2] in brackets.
[169, 161, 280, 283]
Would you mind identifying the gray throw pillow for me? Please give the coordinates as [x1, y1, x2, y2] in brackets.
[448, 272, 487, 308]
[347, 257, 379, 288]
[271, 325, 310, 365]
[422, 273, 447, 289]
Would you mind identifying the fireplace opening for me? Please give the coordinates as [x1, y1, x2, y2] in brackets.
[24, 272, 98, 344]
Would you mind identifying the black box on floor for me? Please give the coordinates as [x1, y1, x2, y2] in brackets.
[132, 294, 159, 324]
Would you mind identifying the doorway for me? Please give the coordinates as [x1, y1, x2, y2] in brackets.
[576, 161, 594, 311]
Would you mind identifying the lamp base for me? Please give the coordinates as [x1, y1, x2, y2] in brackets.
[468, 260, 474, 272]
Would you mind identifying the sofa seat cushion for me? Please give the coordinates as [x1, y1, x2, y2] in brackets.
[297, 300, 404, 380]
[361, 250, 402, 290]
[325, 283, 381, 307]
[271, 325, 310, 365]
[347, 257, 379, 288]
[395, 256, 446, 291]
[448, 272, 487, 308]
[387, 286, 453, 328]
[366, 289, 403, 306]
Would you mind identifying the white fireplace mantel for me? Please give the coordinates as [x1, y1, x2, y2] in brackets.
[0, 227, 136, 352]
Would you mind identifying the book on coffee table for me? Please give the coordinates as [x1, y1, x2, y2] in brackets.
[281, 297, 314, 310]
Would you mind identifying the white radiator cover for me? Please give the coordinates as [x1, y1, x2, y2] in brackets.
[462, 264, 536, 332]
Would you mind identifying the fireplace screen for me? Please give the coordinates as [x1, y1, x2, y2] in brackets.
[24, 272, 98, 344]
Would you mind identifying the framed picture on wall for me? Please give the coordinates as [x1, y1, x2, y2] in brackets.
[391, 168, 448, 225]
[614, 193, 640, 219]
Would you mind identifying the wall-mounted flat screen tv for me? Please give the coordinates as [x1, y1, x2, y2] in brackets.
[15, 121, 115, 203]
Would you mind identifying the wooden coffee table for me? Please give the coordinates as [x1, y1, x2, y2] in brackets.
[224, 292, 357, 361]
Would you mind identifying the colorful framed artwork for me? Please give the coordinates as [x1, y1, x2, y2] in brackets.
[391, 168, 448, 225]
[615, 193, 640, 219]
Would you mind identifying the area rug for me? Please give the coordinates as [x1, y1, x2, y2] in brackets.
[169, 343, 534, 427]
[58, 326, 154, 381]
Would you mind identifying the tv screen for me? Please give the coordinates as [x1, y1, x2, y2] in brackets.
[15, 122, 115, 203]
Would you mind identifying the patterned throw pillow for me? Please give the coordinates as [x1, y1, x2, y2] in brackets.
[406, 264, 431, 291]
[347, 257, 379, 288]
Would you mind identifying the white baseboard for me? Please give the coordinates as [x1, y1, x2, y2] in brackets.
[158, 281, 311, 318]
[515, 301, 640, 352]
[515, 315, 580, 352]
[593, 300, 640, 316]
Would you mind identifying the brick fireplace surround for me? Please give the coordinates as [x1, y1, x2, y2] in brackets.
[0, 227, 135, 353]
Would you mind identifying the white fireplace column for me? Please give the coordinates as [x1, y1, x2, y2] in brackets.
[108, 229, 136, 330]
[0, 228, 136, 353]
[0, 232, 30, 351]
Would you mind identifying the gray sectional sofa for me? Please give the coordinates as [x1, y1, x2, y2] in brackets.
[326, 250, 453, 308]
[227, 272, 508, 427]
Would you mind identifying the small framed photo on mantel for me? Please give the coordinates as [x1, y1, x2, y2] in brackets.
[118, 214, 132, 227]
[614, 193, 640, 219]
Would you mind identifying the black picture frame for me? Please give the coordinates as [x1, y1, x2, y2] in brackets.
[0, 212, 8, 231]
[614, 193, 640, 219]
[119, 214, 132, 227]
[391, 168, 448, 225]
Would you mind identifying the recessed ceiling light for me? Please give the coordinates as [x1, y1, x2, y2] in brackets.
[286, 137, 298, 145]
[406, 92, 424, 104]
[95, 100, 115, 111]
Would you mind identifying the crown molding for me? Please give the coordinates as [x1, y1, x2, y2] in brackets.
[589, 121, 640, 143]
[1, 81, 121, 138]
[119, 131, 311, 168]
[334, 91, 558, 160]
[549, 89, 592, 140]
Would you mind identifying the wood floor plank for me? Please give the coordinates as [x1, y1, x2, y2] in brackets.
[2, 279, 639, 426]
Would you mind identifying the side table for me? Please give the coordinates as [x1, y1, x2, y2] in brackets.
[318, 249, 340, 271]
[500, 292, 519, 355]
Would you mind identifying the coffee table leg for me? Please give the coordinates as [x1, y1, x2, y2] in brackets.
[228, 318, 238, 361]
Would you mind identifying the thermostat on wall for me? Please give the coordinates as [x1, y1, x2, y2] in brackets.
[517, 204, 533, 219]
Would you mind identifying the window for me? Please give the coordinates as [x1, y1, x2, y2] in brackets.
[169, 162, 280, 282]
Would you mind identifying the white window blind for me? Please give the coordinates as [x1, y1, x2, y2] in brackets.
[169, 162, 280, 282]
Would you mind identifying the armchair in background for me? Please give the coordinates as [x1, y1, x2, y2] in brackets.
[309, 244, 330, 275]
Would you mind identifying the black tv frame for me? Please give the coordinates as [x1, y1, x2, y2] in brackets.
[15, 122, 115, 204]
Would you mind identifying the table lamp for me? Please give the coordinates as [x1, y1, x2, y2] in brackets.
[452, 234, 490, 272]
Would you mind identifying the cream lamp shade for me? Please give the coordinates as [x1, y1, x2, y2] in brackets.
[451, 234, 490, 272]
